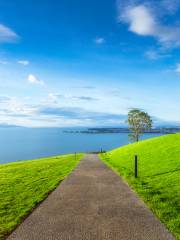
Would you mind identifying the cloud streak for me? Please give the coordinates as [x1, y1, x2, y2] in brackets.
[48, 93, 98, 102]
[73, 96, 97, 101]
[0, 94, 179, 127]
[39, 106, 125, 122]
[0, 95, 126, 127]
[0, 23, 19, 43]
[145, 49, 171, 60]
[94, 37, 105, 44]
[18, 60, 29, 65]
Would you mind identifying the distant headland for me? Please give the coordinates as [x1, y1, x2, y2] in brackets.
[64, 127, 180, 134]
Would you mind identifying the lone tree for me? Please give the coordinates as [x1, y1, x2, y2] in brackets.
[127, 109, 152, 142]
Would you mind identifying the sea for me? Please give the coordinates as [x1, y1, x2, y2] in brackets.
[0, 127, 163, 164]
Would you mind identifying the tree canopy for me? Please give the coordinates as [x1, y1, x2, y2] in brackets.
[127, 109, 152, 142]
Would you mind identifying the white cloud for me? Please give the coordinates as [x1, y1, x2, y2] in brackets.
[27, 74, 44, 86]
[0, 23, 19, 43]
[94, 37, 105, 44]
[122, 5, 156, 36]
[118, 4, 180, 47]
[0, 96, 35, 116]
[17, 60, 29, 65]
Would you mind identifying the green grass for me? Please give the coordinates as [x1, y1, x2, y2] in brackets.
[0, 153, 83, 239]
[99, 134, 180, 240]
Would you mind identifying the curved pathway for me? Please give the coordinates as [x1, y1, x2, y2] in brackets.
[8, 154, 174, 240]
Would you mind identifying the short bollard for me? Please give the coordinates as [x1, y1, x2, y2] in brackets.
[135, 155, 138, 178]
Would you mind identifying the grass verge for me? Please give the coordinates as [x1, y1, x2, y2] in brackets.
[99, 134, 180, 239]
[0, 153, 83, 239]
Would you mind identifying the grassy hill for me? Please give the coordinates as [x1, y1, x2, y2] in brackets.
[0, 153, 83, 239]
[100, 134, 180, 239]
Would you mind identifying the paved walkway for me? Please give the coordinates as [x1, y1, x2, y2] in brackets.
[8, 154, 174, 240]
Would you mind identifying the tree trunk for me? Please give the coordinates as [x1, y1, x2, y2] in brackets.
[136, 134, 139, 142]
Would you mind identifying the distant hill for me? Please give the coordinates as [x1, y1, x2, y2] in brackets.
[0, 124, 20, 128]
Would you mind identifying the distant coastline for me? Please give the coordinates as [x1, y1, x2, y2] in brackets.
[64, 127, 180, 134]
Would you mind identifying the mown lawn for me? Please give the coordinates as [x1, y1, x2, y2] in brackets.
[0, 153, 83, 239]
[100, 134, 180, 240]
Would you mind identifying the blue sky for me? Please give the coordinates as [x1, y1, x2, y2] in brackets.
[0, 0, 180, 127]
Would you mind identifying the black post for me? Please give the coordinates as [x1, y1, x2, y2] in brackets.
[75, 152, 76, 161]
[135, 155, 138, 178]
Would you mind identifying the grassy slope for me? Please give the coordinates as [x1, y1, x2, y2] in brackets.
[100, 134, 180, 239]
[0, 153, 83, 239]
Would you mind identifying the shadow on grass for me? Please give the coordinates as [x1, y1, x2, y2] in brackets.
[146, 168, 180, 178]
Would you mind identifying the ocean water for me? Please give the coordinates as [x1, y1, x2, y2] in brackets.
[0, 127, 163, 164]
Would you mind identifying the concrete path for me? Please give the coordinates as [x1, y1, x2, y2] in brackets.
[8, 154, 174, 240]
